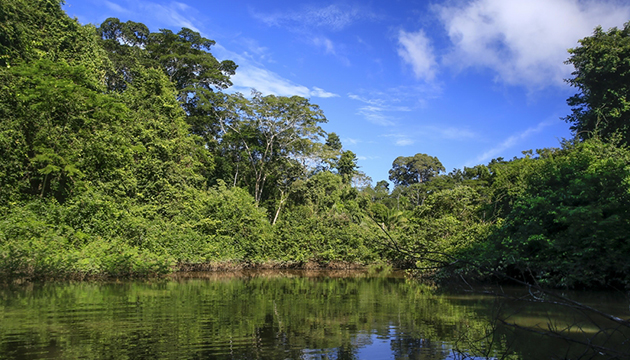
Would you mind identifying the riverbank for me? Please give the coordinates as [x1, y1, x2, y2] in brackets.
[0, 259, 393, 284]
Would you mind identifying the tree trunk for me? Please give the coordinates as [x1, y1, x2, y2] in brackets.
[272, 190, 287, 226]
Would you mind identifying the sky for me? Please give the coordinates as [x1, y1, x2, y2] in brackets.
[62, 0, 630, 185]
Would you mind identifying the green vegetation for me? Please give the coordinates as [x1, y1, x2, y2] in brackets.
[1, 0, 629, 290]
[564, 22, 630, 145]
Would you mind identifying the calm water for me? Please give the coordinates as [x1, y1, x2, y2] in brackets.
[0, 270, 628, 360]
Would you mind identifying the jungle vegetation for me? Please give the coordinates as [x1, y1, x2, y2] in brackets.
[1, 0, 629, 290]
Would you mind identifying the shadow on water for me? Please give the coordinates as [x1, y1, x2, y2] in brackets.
[0, 271, 628, 359]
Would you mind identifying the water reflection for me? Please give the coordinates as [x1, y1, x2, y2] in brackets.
[0, 271, 628, 359]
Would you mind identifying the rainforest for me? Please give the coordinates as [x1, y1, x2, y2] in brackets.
[1, 0, 630, 292]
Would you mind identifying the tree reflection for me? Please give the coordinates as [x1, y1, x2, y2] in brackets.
[1, 272, 625, 359]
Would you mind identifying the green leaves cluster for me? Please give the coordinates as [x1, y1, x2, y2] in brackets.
[389, 153, 444, 187]
[478, 139, 630, 288]
[565, 21, 630, 145]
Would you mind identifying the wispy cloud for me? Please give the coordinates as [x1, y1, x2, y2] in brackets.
[348, 86, 440, 126]
[311, 87, 339, 98]
[380, 124, 478, 147]
[343, 137, 361, 145]
[356, 155, 380, 161]
[397, 29, 437, 82]
[251, 5, 370, 65]
[357, 108, 396, 126]
[435, 0, 630, 88]
[103, 1, 129, 14]
[239, 38, 275, 63]
[312, 36, 351, 65]
[349, 94, 411, 126]
[471, 120, 555, 164]
[313, 37, 336, 55]
[365, 84, 443, 108]
[80, 0, 201, 30]
[139, 1, 201, 32]
[396, 139, 414, 146]
[382, 133, 415, 146]
[215, 45, 338, 98]
[348, 94, 382, 106]
[252, 4, 377, 32]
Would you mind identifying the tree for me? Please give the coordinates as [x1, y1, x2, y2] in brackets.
[97, 18, 237, 141]
[388, 153, 444, 187]
[375, 180, 390, 193]
[337, 150, 358, 184]
[98, 18, 236, 95]
[0, 59, 129, 204]
[564, 22, 630, 145]
[351, 171, 372, 190]
[218, 90, 327, 204]
[325, 132, 342, 151]
[312, 132, 343, 172]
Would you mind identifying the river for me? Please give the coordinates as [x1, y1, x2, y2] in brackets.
[0, 270, 628, 359]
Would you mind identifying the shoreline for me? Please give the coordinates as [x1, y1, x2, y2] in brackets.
[0, 260, 396, 285]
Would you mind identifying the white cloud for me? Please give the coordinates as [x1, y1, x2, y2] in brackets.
[397, 29, 437, 81]
[231, 66, 339, 98]
[472, 120, 554, 164]
[231, 66, 311, 97]
[311, 87, 339, 98]
[436, 0, 630, 88]
[215, 45, 338, 98]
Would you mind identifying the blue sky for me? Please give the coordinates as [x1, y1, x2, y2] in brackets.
[63, 0, 630, 185]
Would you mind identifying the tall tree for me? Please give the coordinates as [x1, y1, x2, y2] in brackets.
[337, 150, 358, 184]
[564, 22, 630, 144]
[325, 132, 342, 151]
[98, 18, 236, 94]
[388, 153, 444, 187]
[218, 90, 327, 203]
[97, 18, 237, 128]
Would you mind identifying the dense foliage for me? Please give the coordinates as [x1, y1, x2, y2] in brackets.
[1, 0, 629, 289]
[565, 21, 630, 145]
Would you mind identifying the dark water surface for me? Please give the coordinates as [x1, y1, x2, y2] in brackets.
[0, 270, 628, 359]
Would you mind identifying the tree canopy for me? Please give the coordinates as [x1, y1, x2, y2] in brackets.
[217, 90, 327, 203]
[565, 22, 630, 145]
[388, 153, 445, 187]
